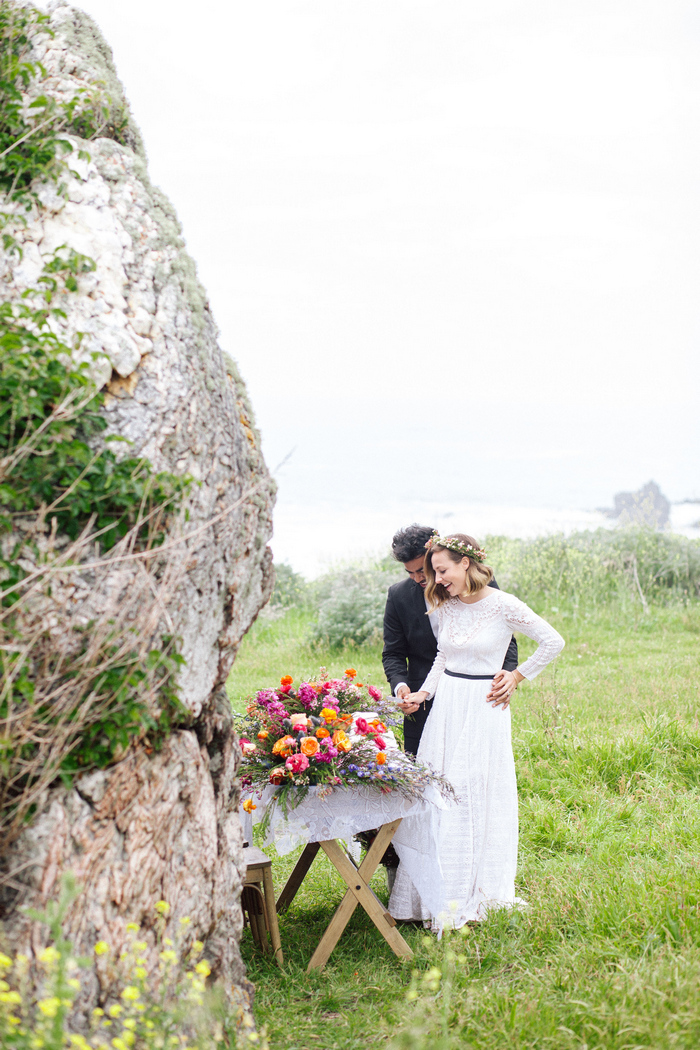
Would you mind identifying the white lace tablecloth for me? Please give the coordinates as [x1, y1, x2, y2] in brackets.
[242, 782, 447, 856]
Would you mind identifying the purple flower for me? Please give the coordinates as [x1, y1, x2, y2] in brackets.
[298, 683, 318, 709]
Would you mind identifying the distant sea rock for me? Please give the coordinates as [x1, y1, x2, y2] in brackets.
[599, 480, 670, 527]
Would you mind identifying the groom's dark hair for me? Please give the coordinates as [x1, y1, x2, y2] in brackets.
[391, 524, 435, 564]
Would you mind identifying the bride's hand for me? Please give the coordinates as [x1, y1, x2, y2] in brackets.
[397, 690, 429, 715]
[487, 670, 519, 709]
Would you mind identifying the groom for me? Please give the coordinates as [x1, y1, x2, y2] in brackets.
[382, 523, 519, 755]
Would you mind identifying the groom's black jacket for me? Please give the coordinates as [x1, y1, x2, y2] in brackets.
[382, 578, 519, 756]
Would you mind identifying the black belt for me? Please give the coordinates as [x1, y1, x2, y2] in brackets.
[444, 669, 495, 680]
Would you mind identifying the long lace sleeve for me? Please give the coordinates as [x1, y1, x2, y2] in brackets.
[419, 642, 446, 699]
[502, 596, 565, 680]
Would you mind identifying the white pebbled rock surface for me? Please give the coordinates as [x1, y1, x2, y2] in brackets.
[0, 1, 274, 1016]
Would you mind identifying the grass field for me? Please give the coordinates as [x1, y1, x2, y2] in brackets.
[227, 602, 700, 1049]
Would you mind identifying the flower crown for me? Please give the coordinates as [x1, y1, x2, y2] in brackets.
[424, 531, 487, 563]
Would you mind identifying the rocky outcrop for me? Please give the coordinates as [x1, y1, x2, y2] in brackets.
[0, 1, 274, 1014]
[600, 481, 670, 528]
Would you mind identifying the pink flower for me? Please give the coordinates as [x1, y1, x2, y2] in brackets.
[368, 685, 382, 702]
[290, 713, 309, 728]
[285, 753, 310, 774]
[374, 736, 387, 751]
[239, 738, 257, 756]
[354, 717, 369, 735]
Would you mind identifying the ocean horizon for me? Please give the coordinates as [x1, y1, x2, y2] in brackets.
[269, 499, 700, 579]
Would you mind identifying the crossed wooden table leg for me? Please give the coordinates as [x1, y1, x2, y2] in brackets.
[276, 817, 413, 972]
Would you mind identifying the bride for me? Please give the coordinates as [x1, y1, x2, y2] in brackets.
[388, 532, 564, 931]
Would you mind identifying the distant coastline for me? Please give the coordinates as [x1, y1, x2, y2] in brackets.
[270, 500, 700, 578]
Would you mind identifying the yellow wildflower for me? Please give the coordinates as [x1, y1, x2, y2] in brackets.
[154, 900, 170, 916]
[120, 986, 140, 1002]
[179, 916, 191, 926]
[0, 990, 22, 1005]
[0, 953, 11, 970]
[92, 1008, 105, 1017]
[108, 1004, 122, 1017]
[194, 960, 211, 977]
[163, 938, 174, 947]
[38, 947, 60, 966]
[125, 923, 139, 933]
[133, 966, 147, 979]
[8, 1015, 20, 1025]
[38, 997, 60, 1017]
[111, 1039, 128, 1050]
[159, 950, 177, 964]
[69, 1035, 90, 1049]
[133, 942, 147, 953]
[0, 979, 9, 991]
[67, 978, 81, 991]
[94, 942, 110, 957]
[192, 940, 204, 954]
[122, 1019, 136, 1030]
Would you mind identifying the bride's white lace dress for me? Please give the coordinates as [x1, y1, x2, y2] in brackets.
[388, 588, 564, 931]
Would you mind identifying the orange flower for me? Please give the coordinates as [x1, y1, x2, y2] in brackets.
[320, 707, 338, 723]
[370, 720, 387, 733]
[345, 668, 357, 678]
[280, 675, 293, 687]
[269, 769, 286, 784]
[376, 752, 386, 765]
[242, 799, 257, 812]
[332, 730, 351, 753]
[316, 727, 330, 739]
[257, 730, 269, 740]
[300, 736, 320, 757]
[272, 735, 295, 757]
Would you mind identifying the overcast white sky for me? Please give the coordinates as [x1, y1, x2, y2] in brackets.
[61, 0, 700, 528]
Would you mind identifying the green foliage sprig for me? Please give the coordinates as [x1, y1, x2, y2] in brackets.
[0, 0, 129, 210]
[0, 245, 189, 562]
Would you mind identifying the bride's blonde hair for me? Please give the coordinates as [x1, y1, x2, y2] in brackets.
[424, 533, 494, 611]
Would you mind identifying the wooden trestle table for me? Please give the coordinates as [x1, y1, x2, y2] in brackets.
[274, 817, 413, 972]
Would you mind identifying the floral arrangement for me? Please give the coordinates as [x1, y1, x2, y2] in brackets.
[237, 668, 454, 818]
[425, 531, 487, 563]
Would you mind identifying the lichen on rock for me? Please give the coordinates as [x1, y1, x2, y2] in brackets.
[0, 0, 274, 1017]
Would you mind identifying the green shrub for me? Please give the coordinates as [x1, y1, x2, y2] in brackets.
[309, 565, 402, 649]
[269, 562, 308, 609]
[488, 527, 700, 612]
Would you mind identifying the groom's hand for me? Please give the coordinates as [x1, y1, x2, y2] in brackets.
[397, 690, 428, 715]
[487, 670, 522, 708]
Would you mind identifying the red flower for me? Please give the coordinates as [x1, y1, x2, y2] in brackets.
[354, 718, 369, 735]
[374, 736, 387, 751]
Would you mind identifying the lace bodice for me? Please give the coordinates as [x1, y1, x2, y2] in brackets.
[420, 590, 564, 698]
